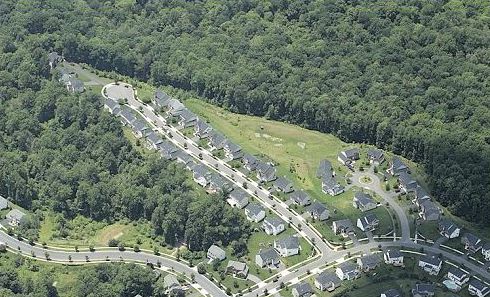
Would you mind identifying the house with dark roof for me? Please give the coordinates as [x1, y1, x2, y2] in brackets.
[398, 172, 418, 193]
[66, 77, 84, 93]
[262, 217, 285, 236]
[154, 90, 171, 108]
[0, 195, 8, 210]
[352, 192, 377, 212]
[242, 154, 259, 171]
[245, 203, 265, 223]
[163, 274, 183, 296]
[337, 148, 360, 165]
[166, 99, 185, 116]
[336, 262, 359, 280]
[315, 270, 341, 292]
[357, 254, 381, 271]
[6, 209, 26, 227]
[256, 162, 277, 182]
[207, 131, 227, 150]
[388, 157, 409, 176]
[227, 188, 249, 209]
[207, 245, 226, 261]
[332, 219, 354, 237]
[191, 164, 211, 187]
[439, 220, 460, 239]
[194, 119, 212, 139]
[274, 235, 300, 257]
[384, 249, 404, 266]
[483, 244, 490, 262]
[207, 173, 232, 194]
[367, 149, 385, 165]
[158, 141, 179, 160]
[255, 248, 280, 268]
[145, 132, 163, 150]
[130, 119, 150, 138]
[462, 233, 483, 253]
[274, 177, 294, 193]
[104, 98, 121, 115]
[411, 283, 435, 297]
[419, 200, 441, 221]
[48, 52, 63, 69]
[413, 186, 431, 206]
[177, 108, 197, 128]
[289, 190, 311, 206]
[226, 260, 249, 278]
[418, 254, 442, 275]
[357, 214, 379, 232]
[317, 159, 333, 178]
[118, 108, 137, 126]
[307, 202, 330, 221]
[381, 288, 401, 297]
[292, 282, 313, 297]
[468, 278, 490, 297]
[322, 176, 344, 196]
[175, 149, 193, 166]
[223, 140, 243, 160]
[447, 266, 469, 288]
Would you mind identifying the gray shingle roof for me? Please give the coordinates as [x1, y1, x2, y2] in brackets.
[264, 217, 284, 228]
[258, 248, 279, 262]
[292, 282, 312, 296]
[391, 157, 408, 174]
[275, 236, 300, 250]
[274, 177, 293, 191]
[245, 203, 264, 217]
[315, 270, 341, 287]
[317, 159, 333, 178]
[382, 288, 401, 297]
[354, 192, 375, 207]
[420, 254, 441, 267]
[229, 188, 249, 204]
[289, 190, 310, 205]
[469, 278, 490, 293]
[308, 201, 328, 217]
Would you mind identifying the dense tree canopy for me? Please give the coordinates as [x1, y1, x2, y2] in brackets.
[0, 0, 489, 224]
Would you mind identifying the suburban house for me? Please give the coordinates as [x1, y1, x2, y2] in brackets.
[322, 176, 345, 196]
[262, 217, 285, 236]
[194, 119, 212, 139]
[337, 148, 360, 165]
[256, 162, 277, 182]
[292, 282, 313, 297]
[158, 141, 179, 160]
[227, 188, 249, 209]
[48, 52, 63, 69]
[166, 99, 185, 116]
[447, 266, 470, 288]
[336, 262, 359, 280]
[273, 177, 294, 193]
[191, 164, 211, 187]
[130, 119, 150, 138]
[317, 159, 334, 178]
[307, 201, 330, 221]
[207, 173, 233, 193]
[411, 283, 435, 297]
[468, 278, 490, 297]
[6, 209, 26, 227]
[388, 157, 409, 176]
[461, 233, 483, 253]
[118, 108, 137, 126]
[332, 219, 354, 237]
[223, 140, 243, 160]
[154, 89, 171, 108]
[482, 244, 490, 261]
[0, 195, 8, 210]
[414, 186, 431, 204]
[438, 219, 460, 239]
[177, 108, 197, 128]
[357, 214, 379, 232]
[384, 249, 404, 266]
[357, 254, 381, 272]
[66, 77, 84, 93]
[419, 200, 441, 221]
[226, 260, 249, 278]
[175, 150, 193, 166]
[315, 270, 341, 292]
[255, 248, 280, 268]
[418, 254, 442, 275]
[207, 131, 227, 150]
[163, 274, 183, 296]
[380, 289, 401, 297]
[274, 235, 301, 257]
[398, 172, 418, 193]
[104, 98, 120, 115]
[289, 190, 311, 206]
[207, 245, 226, 261]
[145, 132, 163, 150]
[242, 154, 259, 171]
[245, 203, 265, 222]
[352, 192, 377, 212]
[367, 149, 385, 164]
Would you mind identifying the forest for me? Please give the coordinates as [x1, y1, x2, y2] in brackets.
[0, 1, 488, 224]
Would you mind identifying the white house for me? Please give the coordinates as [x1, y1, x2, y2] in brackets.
[357, 254, 381, 272]
[227, 188, 249, 209]
[418, 255, 442, 275]
[447, 266, 470, 288]
[6, 209, 26, 227]
[357, 214, 379, 232]
[315, 271, 341, 292]
[468, 278, 490, 297]
[438, 219, 460, 239]
[332, 219, 354, 237]
[482, 244, 490, 262]
[384, 250, 404, 266]
[226, 260, 249, 278]
[255, 248, 280, 268]
[207, 245, 226, 261]
[244, 203, 265, 223]
[337, 148, 359, 165]
[335, 262, 359, 281]
[262, 217, 285, 236]
[274, 236, 300, 257]
[352, 192, 377, 212]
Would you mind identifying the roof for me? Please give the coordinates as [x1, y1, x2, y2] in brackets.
[119, 108, 136, 123]
[315, 270, 341, 286]
[208, 131, 226, 147]
[367, 149, 384, 160]
[342, 148, 359, 159]
[154, 89, 170, 106]
[289, 190, 310, 204]
[358, 254, 381, 267]
[385, 249, 403, 259]
[6, 209, 26, 220]
[175, 149, 192, 163]
[275, 236, 300, 250]
[195, 119, 211, 132]
[354, 192, 376, 207]
[258, 248, 279, 261]
[359, 213, 378, 228]
[256, 162, 276, 177]
[333, 219, 353, 231]
[414, 283, 435, 294]
[0, 196, 8, 209]
[292, 282, 312, 296]
[382, 288, 401, 297]
[338, 261, 357, 273]
[469, 278, 490, 293]
[317, 159, 332, 177]
[264, 217, 284, 228]
[462, 233, 482, 248]
[439, 219, 458, 234]
[322, 176, 342, 190]
[274, 177, 292, 191]
[105, 98, 119, 110]
[448, 266, 467, 279]
[208, 245, 225, 257]
[69, 77, 84, 91]
[415, 186, 430, 200]
[224, 140, 241, 153]
[178, 108, 197, 122]
[157, 141, 178, 154]
[308, 201, 328, 216]
[48, 51, 61, 63]
[192, 163, 210, 178]
[229, 188, 249, 203]
[391, 157, 408, 173]
[167, 99, 185, 111]
[130, 119, 148, 132]
[419, 254, 441, 267]
[163, 274, 180, 288]
[226, 260, 247, 271]
[146, 132, 162, 145]
[245, 203, 264, 217]
[208, 173, 231, 190]
[242, 154, 259, 166]
[398, 172, 417, 188]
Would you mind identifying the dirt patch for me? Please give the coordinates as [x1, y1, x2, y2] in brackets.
[96, 224, 128, 245]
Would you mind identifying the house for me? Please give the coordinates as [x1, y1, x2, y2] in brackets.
[413, 186, 431, 206]
[367, 149, 385, 165]
[145, 132, 162, 149]
[242, 154, 259, 171]
[419, 200, 441, 221]
[177, 108, 197, 128]
[166, 99, 185, 116]
[411, 283, 435, 297]
[447, 266, 470, 288]
[154, 89, 171, 108]
[337, 148, 360, 165]
[317, 159, 333, 178]
[289, 190, 311, 206]
[245, 203, 265, 222]
[384, 249, 404, 266]
[332, 219, 354, 237]
[262, 217, 285, 236]
[357, 214, 379, 232]
[273, 177, 294, 193]
[256, 162, 277, 182]
[227, 188, 249, 209]
[158, 141, 179, 160]
[336, 262, 359, 280]
[352, 192, 377, 212]
[418, 254, 442, 275]
[207, 245, 226, 261]
[207, 173, 232, 193]
[191, 164, 211, 187]
[398, 172, 418, 193]
[439, 220, 460, 239]
[292, 282, 313, 297]
[274, 235, 300, 257]
[388, 157, 409, 176]
[226, 260, 249, 278]
[482, 244, 490, 261]
[130, 119, 150, 138]
[307, 201, 330, 221]
[0, 195, 8, 210]
[66, 77, 84, 93]
[468, 278, 490, 297]
[255, 248, 280, 268]
[223, 140, 243, 160]
[461, 233, 483, 253]
[48, 52, 63, 69]
[175, 150, 193, 166]
[163, 274, 183, 296]
[104, 98, 121, 115]
[315, 270, 341, 292]
[357, 254, 381, 271]
[381, 289, 401, 297]
[6, 209, 26, 227]
[194, 119, 212, 139]
[118, 108, 137, 126]
[207, 131, 227, 150]
[322, 176, 344, 196]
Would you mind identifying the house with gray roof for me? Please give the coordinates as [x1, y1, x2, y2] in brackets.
[367, 149, 385, 164]
[337, 148, 360, 165]
[357, 254, 381, 271]
[245, 203, 265, 223]
[118, 108, 137, 126]
[145, 132, 162, 150]
[468, 278, 490, 297]
[66, 77, 84, 93]
[317, 159, 333, 178]
[439, 219, 460, 239]
[292, 282, 313, 297]
[418, 254, 442, 275]
[242, 154, 259, 171]
[381, 289, 401, 297]
[256, 162, 277, 182]
[273, 177, 294, 193]
[352, 192, 377, 212]
[388, 157, 409, 176]
[332, 219, 354, 236]
[207, 245, 226, 261]
[322, 176, 344, 196]
[154, 90, 171, 108]
[412, 283, 435, 297]
[315, 270, 341, 292]
[255, 248, 280, 268]
[177, 108, 197, 128]
[413, 186, 431, 206]
[289, 190, 311, 206]
[223, 140, 243, 160]
[174, 149, 193, 166]
[157, 141, 179, 160]
[419, 200, 441, 221]
[384, 249, 404, 266]
[226, 260, 249, 278]
[166, 99, 185, 116]
[462, 233, 483, 253]
[0, 196, 8, 210]
[447, 266, 470, 288]
[194, 119, 212, 139]
[307, 201, 330, 221]
[6, 209, 26, 227]
[274, 235, 300, 257]
[191, 164, 211, 187]
[48, 52, 63, 69]
[398, 172, 418, 193]
[104, 98, 120, 115]
[207, 173, 232, 193]
[336, 262, 359, 280]
[130, 119, 150, 138]
[262, 217, 285, 236]
[207, 131, 227, 150]
[357, 213, 379, 232]
[227, 188, 249, 209]
[163, 274, 183, 296]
